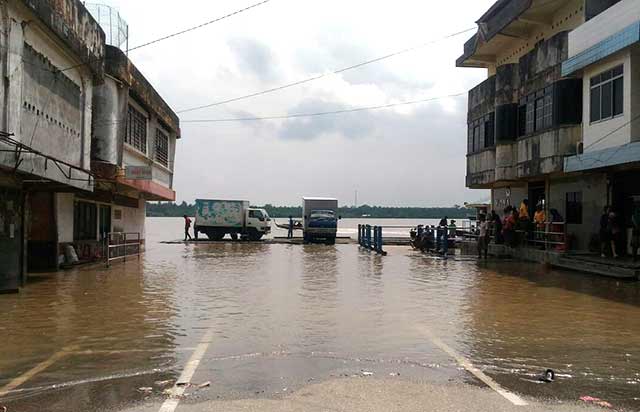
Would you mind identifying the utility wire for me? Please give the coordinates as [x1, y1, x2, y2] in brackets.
[176, 27, 477, 114]
[40, 0, 273, 75]
[128, 0, 272, 52]
[180, 93, 467, 123]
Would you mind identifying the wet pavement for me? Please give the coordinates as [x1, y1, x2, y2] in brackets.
[2, 218, 640, 411]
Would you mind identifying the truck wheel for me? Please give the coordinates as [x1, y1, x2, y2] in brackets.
[230, 233, 238, 241]
[194, 227, 199, 240]
[326, 237, 336, 245]
[248, 232, 263, 241]
[206, 230, 225, 241]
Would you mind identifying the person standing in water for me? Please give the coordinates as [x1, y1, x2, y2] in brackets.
[183, 215, 193, 241]
[288, 215, 294, 239]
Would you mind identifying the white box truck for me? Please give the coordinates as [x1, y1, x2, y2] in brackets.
[302, 197, 339, 244]
[194, 199, 271, 241]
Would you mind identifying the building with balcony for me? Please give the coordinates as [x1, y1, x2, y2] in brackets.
[458, 0, 625, 252]
[64, 5, 180, 259]
[0, 0, 105, 292]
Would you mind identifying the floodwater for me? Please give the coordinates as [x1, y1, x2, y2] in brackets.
[2, 217, 640, 411]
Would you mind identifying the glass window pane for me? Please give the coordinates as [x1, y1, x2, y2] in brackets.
[535, 98, 544, 131]
[601, 81, 613, 119]
[590, 75, 601, 87]
[601, 70, 612, 82]
[526, 101, 535, 134]
[613, 77, 624, 116]
[612, 65, 623, 77]
[590, 86, 601, 122]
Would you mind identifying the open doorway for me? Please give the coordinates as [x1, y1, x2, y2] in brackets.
[528, 181, 546, 212]
[27, 192, 57, 272]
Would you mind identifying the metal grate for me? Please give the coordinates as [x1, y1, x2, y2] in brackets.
[85, 3, 129, 50]
[125, 105, 147, 154]
[155, 128, 169, 167]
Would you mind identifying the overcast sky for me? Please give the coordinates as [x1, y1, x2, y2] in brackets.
[102, 0, 493, 207]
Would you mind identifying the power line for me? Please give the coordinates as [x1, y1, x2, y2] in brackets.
[38, 0, 273, 75]
[176, 27, 477, 114]
[180, 93, 467, 123]
[127, 0, 272, 52]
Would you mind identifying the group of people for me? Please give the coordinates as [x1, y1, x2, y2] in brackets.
[600, 206, 640, 261]
[475, 199, 564, 259]
[411, 217, 458, 254]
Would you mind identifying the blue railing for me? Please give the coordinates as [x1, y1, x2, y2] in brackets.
[358, 224, 387, 255]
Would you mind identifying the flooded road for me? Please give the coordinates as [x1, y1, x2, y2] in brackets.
[2, 218, 640, 411]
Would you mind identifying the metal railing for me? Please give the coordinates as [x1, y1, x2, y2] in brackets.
[358, 225, 387, 255]
[106, 232, 141, 267]
[521, 222, 567, 251]
[458, 221, 567, 251]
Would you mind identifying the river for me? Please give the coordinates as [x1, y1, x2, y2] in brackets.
[1, 217, 639, 411]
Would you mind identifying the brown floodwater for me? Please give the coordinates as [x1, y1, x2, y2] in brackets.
[1, 217, 640, 411]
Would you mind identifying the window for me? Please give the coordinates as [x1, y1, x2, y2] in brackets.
[74, 201, 97, 241]
[590, 65, 623, 123]
[520, 87, 555, 136]
[125, 104, 147, 153]
[565, 192, 583, 224]
[155, 128, 169, 167]
[484, 114, 495, 147]
[467, 113, 495, 154]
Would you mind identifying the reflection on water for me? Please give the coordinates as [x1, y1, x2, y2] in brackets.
[2, 218, 640, 411]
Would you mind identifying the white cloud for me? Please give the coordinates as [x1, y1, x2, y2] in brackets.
[100, 0, 493, 205]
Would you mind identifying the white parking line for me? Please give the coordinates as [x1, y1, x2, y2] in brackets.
[415, 326, 528, 406]
[158, 329, 215, 412]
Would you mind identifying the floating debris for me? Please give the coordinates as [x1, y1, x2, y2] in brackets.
[154, 380, 174, 387]
[138, 387, 153, 393]
[361, 371, 373, 377]
[539, 369, 555, 383]
[580, 396, 613, 408]
[389, 372, 400, 376]
[198, 381, 211, 389]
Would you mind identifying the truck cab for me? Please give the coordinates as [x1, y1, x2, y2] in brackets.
[302, 197, 339, 244]
[247, 208, 271, 238]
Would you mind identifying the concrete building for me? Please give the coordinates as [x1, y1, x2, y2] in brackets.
[458, 0, 633, 253]
[0, 2, 180, 293]
[0, 0, 105, 292]
[56, 4, 180, 265]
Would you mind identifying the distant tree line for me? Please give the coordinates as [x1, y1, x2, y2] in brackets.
[146, 202, 469, 219]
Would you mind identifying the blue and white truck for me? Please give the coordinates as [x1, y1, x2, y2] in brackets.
[302, 197, 339, 244]
[194, 199, 271, 241]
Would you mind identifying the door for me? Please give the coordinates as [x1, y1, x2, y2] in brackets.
[0, 189, 23, 291]
[27, 192, 57, 272]
[99, 205, 112, 241]
[528, 182, 546, 212]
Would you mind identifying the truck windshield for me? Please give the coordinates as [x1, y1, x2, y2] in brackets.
[310, 210, 335, 219]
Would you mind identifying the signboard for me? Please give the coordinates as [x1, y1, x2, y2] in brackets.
[125, 166, 152, 180]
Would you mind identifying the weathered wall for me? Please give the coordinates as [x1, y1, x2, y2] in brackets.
[0, 0, 105, 191]
[516, 126, 581, 178]
[112, 199, 146, 241]
[495, 143, 516, 181]
[92, 76, 126, 164]
[467, 150, 496, 188]
[55, 192, 74, 243]
[492, 186, 527, 215]
[468, 76, 496, 122]
[18, 0, 105, 78]
[548, 174, 608, 251]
